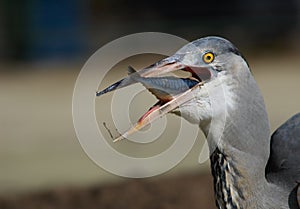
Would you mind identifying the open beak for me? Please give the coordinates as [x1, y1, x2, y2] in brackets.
[96, 55, 212, 142]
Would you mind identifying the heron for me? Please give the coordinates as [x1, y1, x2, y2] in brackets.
[96, 36, 300, 209]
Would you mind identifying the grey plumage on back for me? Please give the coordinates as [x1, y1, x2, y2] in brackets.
[266, 113, 300, 208]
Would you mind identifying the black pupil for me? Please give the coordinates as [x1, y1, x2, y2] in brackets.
[206, 55, 211, 60]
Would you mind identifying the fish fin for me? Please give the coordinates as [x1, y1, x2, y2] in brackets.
[127, 66, 137, 75]
[147, 88, 173, 102]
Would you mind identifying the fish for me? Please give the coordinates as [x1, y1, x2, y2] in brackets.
[127, 66, 199, 102]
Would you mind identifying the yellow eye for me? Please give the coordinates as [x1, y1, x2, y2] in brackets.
[203, 52, 215, 64]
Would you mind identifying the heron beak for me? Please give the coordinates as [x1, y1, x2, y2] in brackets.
[96, 55, 212, 142]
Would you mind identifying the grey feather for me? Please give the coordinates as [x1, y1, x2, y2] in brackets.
[266, 113, 300, 209]
[266, 113, 300, 187]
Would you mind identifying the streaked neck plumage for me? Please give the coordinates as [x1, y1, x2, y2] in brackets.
[200, 57, 289, 208]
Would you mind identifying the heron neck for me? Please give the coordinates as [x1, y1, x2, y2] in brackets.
[209, 139, 289, 209]
[210, 147, 248, 209]
[207, 72, 274, 208]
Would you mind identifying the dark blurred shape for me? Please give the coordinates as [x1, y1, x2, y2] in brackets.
[90, 0, 299, 41]
[0, 0, 299, 62]
[2, 0, 87, 62]
[2, 0, 29, 61]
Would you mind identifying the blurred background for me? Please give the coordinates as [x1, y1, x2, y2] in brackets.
[0, 0, 299, 208]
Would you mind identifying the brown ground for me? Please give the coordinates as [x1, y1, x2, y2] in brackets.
[0, 173, 216, 209]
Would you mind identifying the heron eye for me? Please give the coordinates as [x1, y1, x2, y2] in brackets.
[203, 52, 215, 64]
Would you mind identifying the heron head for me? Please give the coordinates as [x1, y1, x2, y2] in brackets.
[97, 36, 251, 141]
[163, 37, 250, 128]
